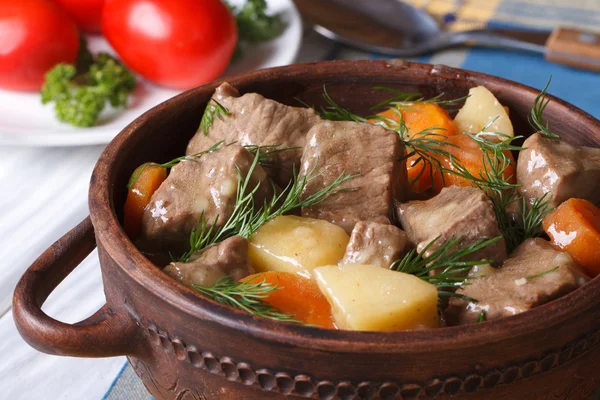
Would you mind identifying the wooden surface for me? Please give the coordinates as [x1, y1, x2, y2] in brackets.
[13, 60, 600, 399]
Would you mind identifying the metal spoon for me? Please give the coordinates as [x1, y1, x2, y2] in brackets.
[293, 0, 600, 71]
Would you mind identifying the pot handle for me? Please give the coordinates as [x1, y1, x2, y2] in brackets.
[13, 217, 138, 358]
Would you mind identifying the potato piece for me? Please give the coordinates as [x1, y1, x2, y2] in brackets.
[248, 215, 349, 279]
[454, 86, 514, 137]
[314, 264, 439, 331]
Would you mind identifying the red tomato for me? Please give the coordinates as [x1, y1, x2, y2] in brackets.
[0, 0, 79, 91]
[53, 0, 105, 33]
[102, 0, 237, 90]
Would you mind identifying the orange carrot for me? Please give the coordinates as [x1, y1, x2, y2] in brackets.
[431, 133, 517, 193]
[373, 103, 458, 193]
[244, 271, 335, 329]
[123, 163, 167, 239]
[376, 103, 459, 138]
[543, 198, 600, 277]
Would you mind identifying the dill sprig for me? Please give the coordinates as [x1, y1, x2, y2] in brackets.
[390, 236, 503, 301]
[192, 275, 303, 324]
[321, 85, 467, 122]
[199, 99, 230, 135]
[403, 129, 456, 186]
[498, 193, 554, 252]
[526, 266, 559, 281]
[179, 153, 264, 262]
[244, 144, 301, 169]
[321, 87, 367, 122]
[179, 149, 357, 262]
[529, 77, 561, 140]
[237, 166, 358, 239]
[369, 86, 468, 112]
[127, 141, 225, 188]
[476, 310, 487, 323]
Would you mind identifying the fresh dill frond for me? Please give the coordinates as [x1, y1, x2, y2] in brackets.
[237, 166, 358, 239]
[243, 144, 301, 169]
[321, 86, 367, 122]
[199, 99, 230, 135]
[526, 266, 560, 281]
[127, 141, 225, 189]
[179, 153, 264, 262]
[390, 235, 502, 300]
[529, 77, 561, 140]
[464, 118, 524, 156]
[179, 149, 357, 262]
[369, 86, 468, 112]
[520, 194, 553, 238]
[476, 310, 487, 323]
[499, 193, 553, 253]
[192, 275, 303, 324]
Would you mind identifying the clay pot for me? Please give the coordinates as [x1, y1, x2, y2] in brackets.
[13, 61, 600, 399]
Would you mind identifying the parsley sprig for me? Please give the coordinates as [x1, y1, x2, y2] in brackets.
[41, 52, 136, 127]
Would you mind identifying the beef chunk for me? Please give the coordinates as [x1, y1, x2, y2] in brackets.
[142, 145, 274, 248]
[446, 238, 588, 325]
[396, 186, 507, 264]
[341, 221, 409, 268]
[164, 236, 253, 288]
[299, 120, 406, 234]
[517, 133, 600, 208]
[186, 82, 321, 186]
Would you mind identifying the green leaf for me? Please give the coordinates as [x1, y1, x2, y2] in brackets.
[40, 49, 136, 127]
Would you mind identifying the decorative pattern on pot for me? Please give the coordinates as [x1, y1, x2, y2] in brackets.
[136, 321, 600, 399]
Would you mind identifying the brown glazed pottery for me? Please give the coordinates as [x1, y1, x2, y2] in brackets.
[12, 61, 600, 400]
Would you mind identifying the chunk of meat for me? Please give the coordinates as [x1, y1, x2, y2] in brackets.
[396, 186, 507, 264]
[299, 120, 406, 234]
[446, 238, 588, 325]
[341, 221, 408, 268]
[186, 82, 321, 186]
[164, 236, 253, 288]
[142, 145, 274, 248]
[517, 133, 600, 208]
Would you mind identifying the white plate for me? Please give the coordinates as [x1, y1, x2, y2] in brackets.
[0, 0, 302, 147]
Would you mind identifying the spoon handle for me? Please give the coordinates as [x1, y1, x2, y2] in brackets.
[452, 27, 600, 72]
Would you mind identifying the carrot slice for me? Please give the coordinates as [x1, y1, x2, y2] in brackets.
[376, 103, 459, 138]
[243, 271, 335, 329]
[431, 133, 517, 193]
[374, 103, 458, 193]
[543, 198, 600, 277]
[123, 164, 167, 239]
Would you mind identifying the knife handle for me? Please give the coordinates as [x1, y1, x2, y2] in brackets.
[545, 27, 600, 72]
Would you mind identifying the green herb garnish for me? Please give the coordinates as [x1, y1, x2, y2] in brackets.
[390, 236, 503, 302]
[526, 266, 560, 281]
[192, 275, 303, 324]
[476, 310, 487, 323]
[127, 141, 225, 189]
[529, 77, 561, 140]
[199, 99, 230, 135]
[230, 0, 285, 59]
[369, 86, 468, 112]
[41, 52, 136, 127]
[244, 144, 301, 169]
[179, 148, 357, 262]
